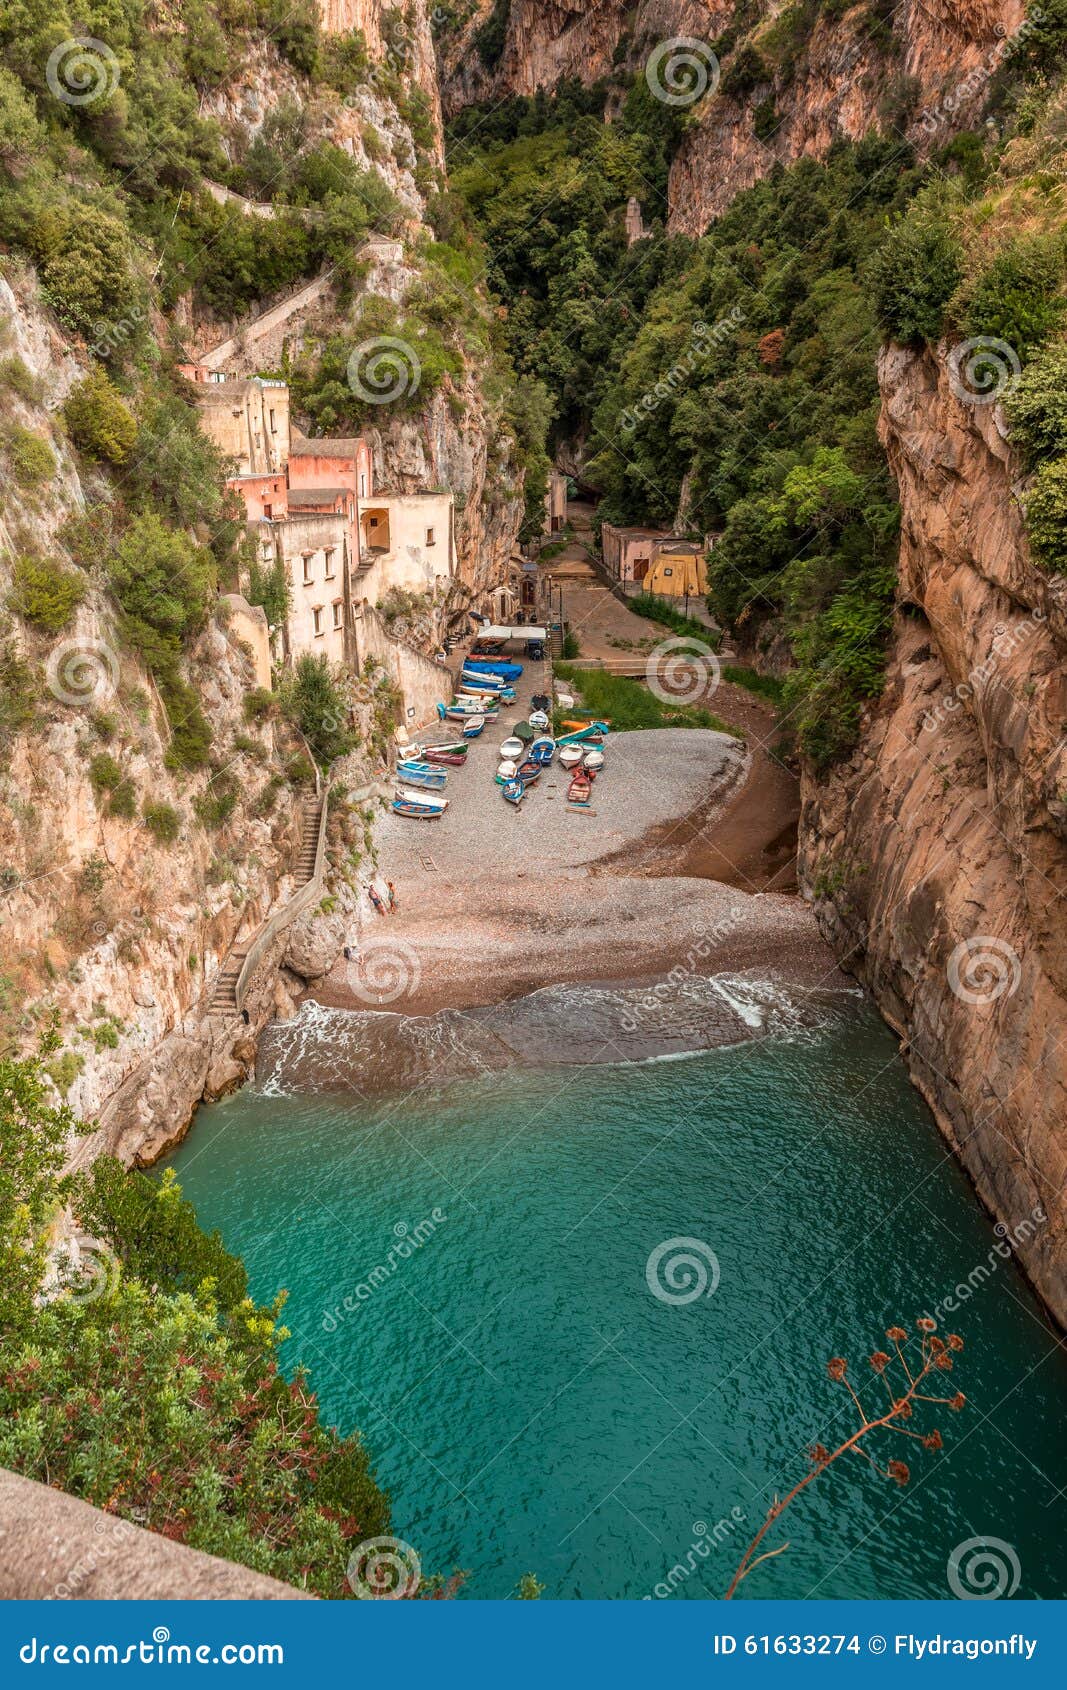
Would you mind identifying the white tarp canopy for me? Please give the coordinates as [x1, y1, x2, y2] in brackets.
[476, 625, 547, 642]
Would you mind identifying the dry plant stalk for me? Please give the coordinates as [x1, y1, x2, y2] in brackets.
[725, 1319, 966, 1598]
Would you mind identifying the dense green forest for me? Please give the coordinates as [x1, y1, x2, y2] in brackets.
[449, 40, 1067, 764]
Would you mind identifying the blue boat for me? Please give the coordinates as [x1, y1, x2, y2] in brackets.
[397, 760, 448, 790]
[502, 779, 525, 807]
[465, 659, 524, 680]
[393, 788, 448, 819]
[530, 736, 555, 767]
[462, 717, 486, 738]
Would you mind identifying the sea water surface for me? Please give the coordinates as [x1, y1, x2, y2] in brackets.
[166, 978, 1067, 1600]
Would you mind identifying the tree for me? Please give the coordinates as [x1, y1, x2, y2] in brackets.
[0, 1027, 77, 1333]
[64, 367, 137, 465]
[725, 1320, 966, 1597]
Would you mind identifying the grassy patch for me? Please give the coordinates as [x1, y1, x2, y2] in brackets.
[554, 665, 742, 738]
[627, 593, 718, 646]
[721, 665, 785, 707]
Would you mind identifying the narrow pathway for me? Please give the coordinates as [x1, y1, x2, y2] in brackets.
[552, 503, 799, 892]
[209, 792, 324, 1014]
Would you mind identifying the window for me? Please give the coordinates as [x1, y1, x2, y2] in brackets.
[332, 601, 344, 630]
[426, 527, 436, 547]
[662, 567, 673, 577]
[324, 549, 336, 580]
[302, 555, 314, 584]
[263, 502, 272, 520]
[269, 408, 276, 433]
[313, 607, 324, 637]
[360, 474, 367, 497]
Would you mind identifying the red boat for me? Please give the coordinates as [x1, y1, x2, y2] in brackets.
[568, 773, 593, 805]
[422, 747, 468, 766]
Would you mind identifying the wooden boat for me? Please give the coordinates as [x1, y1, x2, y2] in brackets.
[502, 778, 525, 807]
[397, 760, 448, 790]
[496, 759, 519, 784]
[561, 716, 612, 730]
[583, 749, 605, 774]
[557, 722, 609, 746]
[567, 772, 593, 805]
[516, 759, 542, 784]
[393, 787, 448, 819]
[421, 743, 466, 763]
[462, 716, 486, 738]
[499, 736, 524, 760]
[559, 744, 583, 770]
[466, 659, 524, 679]
[461, 676, 515, 700]
[530, 737, 555, 767]
[528, 710, 550, 730]
[446, 702, 497, 722]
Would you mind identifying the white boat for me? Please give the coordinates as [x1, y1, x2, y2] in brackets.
[499, 737, 524, 760]
[559, 745, 583, 769]
[529, 710, 550, 730]
[583, 749, 605, 772]
[496, 759, 518, 783]
[393, 786, 449, 817]
[555, 691, 575, 710]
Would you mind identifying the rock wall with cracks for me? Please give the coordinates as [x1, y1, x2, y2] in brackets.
[799, 343, 1067, 1325]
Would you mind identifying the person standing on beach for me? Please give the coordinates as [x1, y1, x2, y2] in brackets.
[387, 881, 398, 914]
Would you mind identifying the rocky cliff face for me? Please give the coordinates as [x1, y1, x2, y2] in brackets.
[0, 272, 383, 1166]
[799, 344, 1067, 1323]
[669, 0, 1028, 233]
[440, 0, 1027, 233]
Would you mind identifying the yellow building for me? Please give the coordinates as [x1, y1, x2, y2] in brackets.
[645, 538, 708, 600]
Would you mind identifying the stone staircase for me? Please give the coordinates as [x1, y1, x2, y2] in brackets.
[209, 792, 325, 1016]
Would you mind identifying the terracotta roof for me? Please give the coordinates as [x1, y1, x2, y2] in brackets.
[287, 487, 347, 506]
[288, 435, 364, 458]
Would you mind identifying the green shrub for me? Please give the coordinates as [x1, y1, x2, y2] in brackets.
[161, 673, 212, 771]
[108, 513, 216, 661]
[279, 654, 356, 767]
[869, 206, 964, 344]
[1023, 458, 1067, 573]
[193, 776, 238, 830]
[5, 426, 55, 487]
[88, 752, 123, 793]
[0, 355, 40, 402]
[243, 686, 277, 722]
[8, 556, 86, 633]
[39, 207, 142, 347]
[956, 234, 1067, 358]
[142, 800, 182, 844]
[63, 367, 138, 465]
[1005, 342, 1067, 465]
[107, 778, 137, 819]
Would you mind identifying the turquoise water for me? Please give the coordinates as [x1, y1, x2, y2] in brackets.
[166, 984, 1067, 1600]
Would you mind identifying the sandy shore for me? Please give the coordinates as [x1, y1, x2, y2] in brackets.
[312, 723, 843, 1017]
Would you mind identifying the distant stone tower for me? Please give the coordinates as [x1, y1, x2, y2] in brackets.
[625, 196, 647, 246]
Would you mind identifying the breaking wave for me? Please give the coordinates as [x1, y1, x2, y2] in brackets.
[256, 973, 860, 1097]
